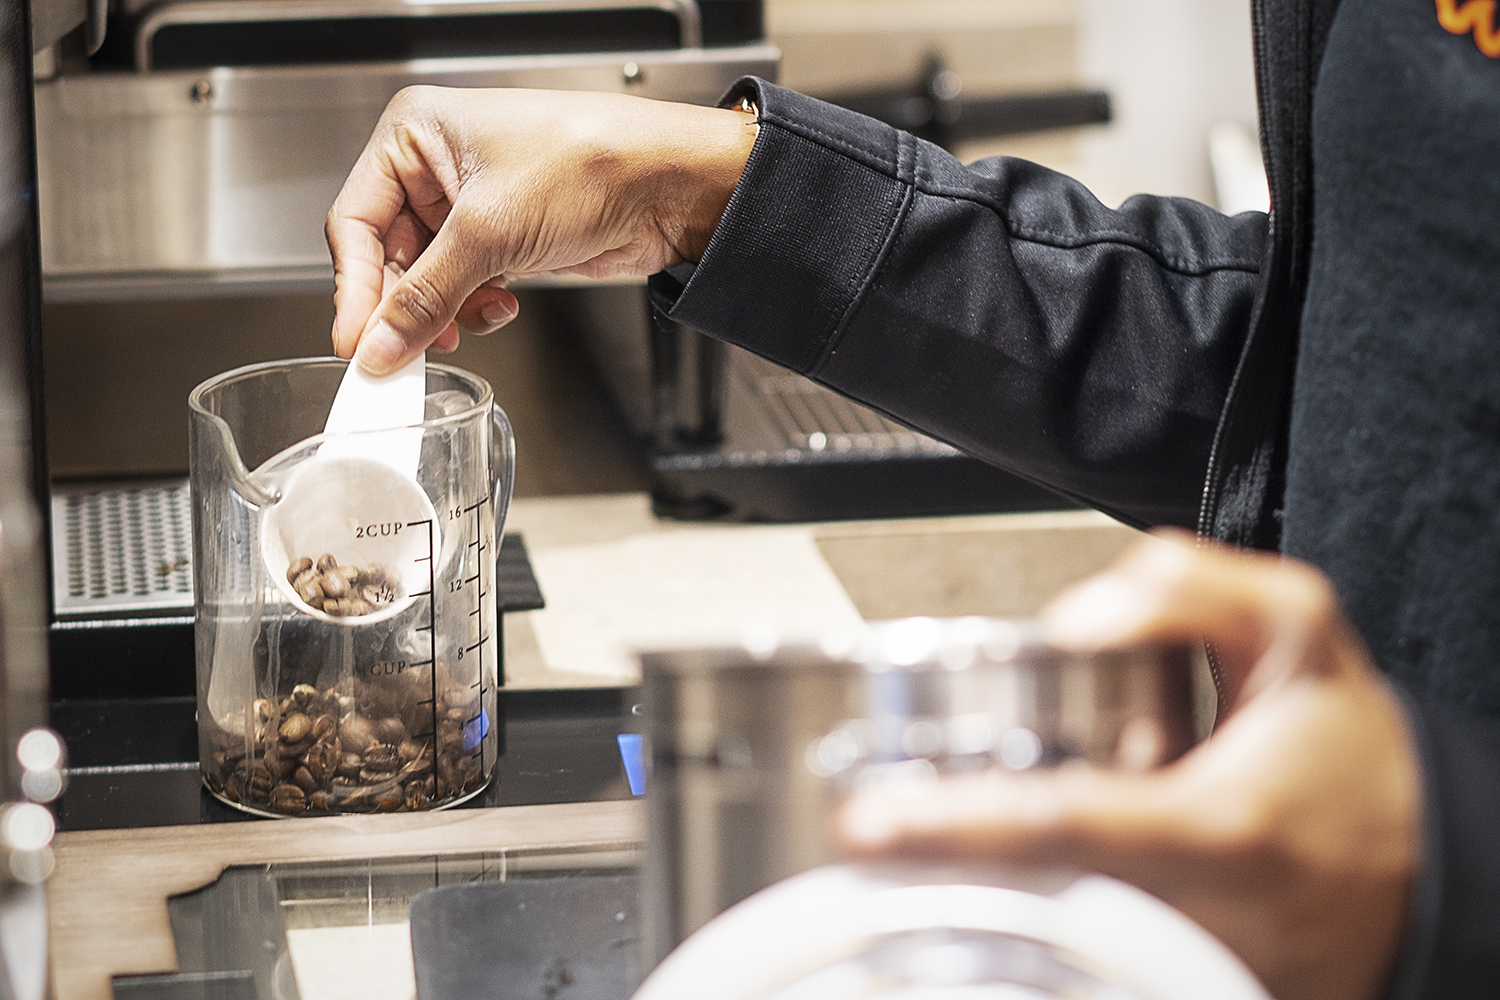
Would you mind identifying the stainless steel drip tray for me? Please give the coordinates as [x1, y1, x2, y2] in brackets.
[50, 477, 194, 619]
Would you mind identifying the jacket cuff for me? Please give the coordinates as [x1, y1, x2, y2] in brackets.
[652, 77, 911, 375]
[1381, 684, 1442, 1000]
[1381, 687, 1500, 999]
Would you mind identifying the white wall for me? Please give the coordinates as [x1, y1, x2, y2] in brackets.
[766, 0, 1261, 209]
[1070, 0, 1259, 207]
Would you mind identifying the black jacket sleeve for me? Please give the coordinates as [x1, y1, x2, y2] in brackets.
[1385, 692, 1500, 1000]
[651, 79, 1268, 530]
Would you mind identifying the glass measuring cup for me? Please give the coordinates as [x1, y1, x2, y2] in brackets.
[189, 358, 514, 817]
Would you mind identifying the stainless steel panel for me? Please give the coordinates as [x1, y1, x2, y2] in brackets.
[30, 0, 85, 53]
[30, 0, 105, 56]
[35, 44, 779, 299]
[135, 0, 703, 69]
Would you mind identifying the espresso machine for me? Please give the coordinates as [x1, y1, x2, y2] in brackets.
[31, 0, 776, 702]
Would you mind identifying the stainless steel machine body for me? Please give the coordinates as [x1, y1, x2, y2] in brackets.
[34, 0, 775, 300]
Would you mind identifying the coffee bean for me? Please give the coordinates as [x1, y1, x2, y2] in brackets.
[288, 555, 399, 617]
[341, 713, 375, 754]
[247, 763, 274, 801]
[404, 783, 428, 811]
[304, 741, 338, 782]
[363, 743, 400, 773]
[271, 784, 307, 815]
[211, 665, 489, 815]
[287, 556, 313, 583]
[375, 718, 407, 745]
[313, 713, 337, 741]
[337, 753, 363, 779]
[279, 713, 312, 744]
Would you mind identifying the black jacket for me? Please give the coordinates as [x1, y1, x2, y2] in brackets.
[652, 0, 1500, 994]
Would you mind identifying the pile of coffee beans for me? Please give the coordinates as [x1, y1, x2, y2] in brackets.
[287, 554, 399, 617]
[204, 674, 487, 816]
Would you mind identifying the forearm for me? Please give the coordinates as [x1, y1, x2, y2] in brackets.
[655, 79, 1268, 530]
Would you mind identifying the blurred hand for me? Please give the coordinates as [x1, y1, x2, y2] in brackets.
[326, 86, 758, 373]
[838, 531, 1421, 1000]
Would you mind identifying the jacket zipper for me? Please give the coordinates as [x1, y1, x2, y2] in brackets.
[1197, 0, 1285, 720]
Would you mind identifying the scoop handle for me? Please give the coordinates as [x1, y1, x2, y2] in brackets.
[321, 352, 426, 478]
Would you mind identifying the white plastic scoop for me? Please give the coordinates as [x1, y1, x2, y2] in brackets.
[260, 352, 439, 624]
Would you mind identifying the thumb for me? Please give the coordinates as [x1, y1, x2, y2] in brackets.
[354, 209, 494, 374]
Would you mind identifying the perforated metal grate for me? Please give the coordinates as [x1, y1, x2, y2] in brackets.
[51, 479, 194, 617]
[727, 351, 959, 458]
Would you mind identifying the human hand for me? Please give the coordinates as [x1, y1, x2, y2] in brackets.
[326, 86, 758, 373]
[838, 531, 1421, 1000]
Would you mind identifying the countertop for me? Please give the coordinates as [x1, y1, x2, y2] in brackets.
[43, 495, 1145, 1000]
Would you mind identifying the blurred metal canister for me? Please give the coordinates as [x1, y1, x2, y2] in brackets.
[639, 617, 1199, 969]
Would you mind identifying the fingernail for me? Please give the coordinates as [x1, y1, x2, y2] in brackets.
[355, 321, 405, 375]
[1040, 574, 1155, 650]
[480, 299, 518, 329]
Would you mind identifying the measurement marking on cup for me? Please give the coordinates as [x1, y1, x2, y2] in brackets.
[411, 517, 438, 796]
[471, 493, 490, 784]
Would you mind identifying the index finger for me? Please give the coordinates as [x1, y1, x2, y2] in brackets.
[326, 147, 411, 359]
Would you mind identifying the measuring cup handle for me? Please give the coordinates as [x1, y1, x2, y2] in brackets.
[490, 403, 516, 530]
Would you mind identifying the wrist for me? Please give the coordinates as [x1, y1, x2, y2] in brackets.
[649, 101, 758, 264]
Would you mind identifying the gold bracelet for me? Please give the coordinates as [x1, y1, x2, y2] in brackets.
[734, 94, 760, 117]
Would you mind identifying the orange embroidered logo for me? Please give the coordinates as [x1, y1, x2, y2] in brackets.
[1438, 0, 1500, 57]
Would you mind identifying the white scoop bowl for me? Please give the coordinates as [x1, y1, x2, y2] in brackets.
[261, 352, 436, 623]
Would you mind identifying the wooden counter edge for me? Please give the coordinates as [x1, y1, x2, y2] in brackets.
[48, 800, 645, 1000]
